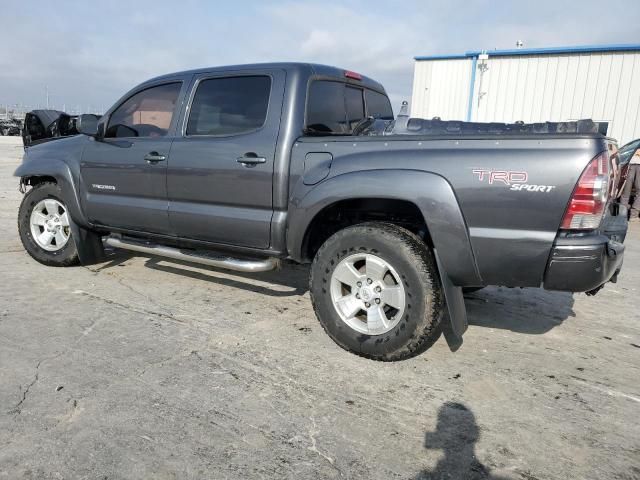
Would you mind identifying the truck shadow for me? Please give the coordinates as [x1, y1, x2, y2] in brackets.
[93, 250, 575, 327]
[94, 250, 308, 297]
[414, 402, 511, 480]
[465, 286, 575, 334]
[93, 249, 310, 297]
[142, 258, 309, 297]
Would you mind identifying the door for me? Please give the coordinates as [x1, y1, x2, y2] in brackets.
[167, 70, 285, 248]
[80, 82, 183, 234]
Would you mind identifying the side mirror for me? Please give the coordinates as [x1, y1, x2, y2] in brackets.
[76, 114, 99, 136]
[96, 120, 106, 139]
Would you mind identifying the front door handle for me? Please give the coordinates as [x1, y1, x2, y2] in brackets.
[144, 151, 166, 164]
[237, 153, 267, 167]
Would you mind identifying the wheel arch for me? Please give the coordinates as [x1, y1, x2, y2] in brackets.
[300, 197, 434, 262]
[15, 159, 88, 228]
[288, 169, 482, 287]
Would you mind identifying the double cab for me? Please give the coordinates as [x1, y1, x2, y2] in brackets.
[15, 63, 627, 360]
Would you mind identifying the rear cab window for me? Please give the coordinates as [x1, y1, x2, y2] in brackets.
[305, 80, 393, 135]
[345, 86, 365, 130]
[365, 89, 394, 120]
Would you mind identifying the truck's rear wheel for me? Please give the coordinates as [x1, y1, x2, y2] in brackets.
[18, 182, 79, 267]
[310, 222, 444, 361]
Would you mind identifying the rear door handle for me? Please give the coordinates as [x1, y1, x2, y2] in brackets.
[237, 153, 267, 167]
[144, 151, 166, 164]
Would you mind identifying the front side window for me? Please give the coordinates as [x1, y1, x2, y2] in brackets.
[186, 76, 271, 136]
[106, 83, 181, 138]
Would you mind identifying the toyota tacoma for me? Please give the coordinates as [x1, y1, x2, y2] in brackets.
[14, 63, 627, 360]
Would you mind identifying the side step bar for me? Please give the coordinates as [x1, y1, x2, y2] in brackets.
[105, 236, 279, 273]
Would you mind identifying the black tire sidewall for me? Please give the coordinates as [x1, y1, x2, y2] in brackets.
[18, 183, 78, 266]
[310, 223, 442, 359]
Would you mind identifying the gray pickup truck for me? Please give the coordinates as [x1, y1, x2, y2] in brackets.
[14, 63, 627, 360]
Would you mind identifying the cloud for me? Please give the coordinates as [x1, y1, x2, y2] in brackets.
[1, 0, 638, 113]
[301, 30, 341, 55]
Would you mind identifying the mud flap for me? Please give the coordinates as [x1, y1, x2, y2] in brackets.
[434, 250, 468, 352]
[69, 219, 105, 265]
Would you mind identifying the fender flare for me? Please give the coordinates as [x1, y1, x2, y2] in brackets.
[14, 159, 88, 229]
[288, 169, 481, 286]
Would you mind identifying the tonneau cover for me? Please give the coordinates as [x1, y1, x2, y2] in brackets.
[368, 102, 609, 137]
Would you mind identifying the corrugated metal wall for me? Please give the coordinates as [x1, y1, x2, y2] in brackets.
[411, 51, 640, 145]
[411, 58, 472, 122]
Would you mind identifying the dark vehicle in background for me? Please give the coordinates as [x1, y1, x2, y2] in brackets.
[619, 139, 640, 165]
[617, 138, 640, 214]
[617, 139, 639, 188]
[0, 118, 22, 136]
[12, 63, 628, 361]
[22, 110, 101, 148]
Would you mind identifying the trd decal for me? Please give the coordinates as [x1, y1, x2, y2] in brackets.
[473, 169, 555, 193]
[472, 169, 528, 185]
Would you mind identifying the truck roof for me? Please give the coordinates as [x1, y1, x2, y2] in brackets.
[145, 62, 387, 94]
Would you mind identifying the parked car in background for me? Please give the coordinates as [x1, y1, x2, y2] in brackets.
[0, 118, 22, 136]
[13, 63, 628, 361]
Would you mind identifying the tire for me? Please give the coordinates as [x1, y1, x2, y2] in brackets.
[310, 222, 444, 361]
[18, 182, 79, 267]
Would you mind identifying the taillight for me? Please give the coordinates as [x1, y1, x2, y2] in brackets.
[560, 151, 613, 230]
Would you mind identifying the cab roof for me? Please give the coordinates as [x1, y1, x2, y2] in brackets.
[145, 62, 387, 94]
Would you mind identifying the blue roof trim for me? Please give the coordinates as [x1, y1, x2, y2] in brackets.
[414, 54, 469, 61]
[415, 44, 640, 61]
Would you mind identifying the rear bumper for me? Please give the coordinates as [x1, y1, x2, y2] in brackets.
[543, 235, 625, 292]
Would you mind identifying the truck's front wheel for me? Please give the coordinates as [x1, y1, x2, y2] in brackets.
[18, 182, 79, 267]
[310, 222, 444, 361]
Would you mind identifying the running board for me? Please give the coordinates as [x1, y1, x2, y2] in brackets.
[105, 236, 279, 273]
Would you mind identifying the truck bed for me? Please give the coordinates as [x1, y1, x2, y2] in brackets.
[291, 132, 614, 288]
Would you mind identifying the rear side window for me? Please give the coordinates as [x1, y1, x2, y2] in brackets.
[365, 89, 394, 120]
[106, 83, 181, 138]
[186, 76, 271, 136]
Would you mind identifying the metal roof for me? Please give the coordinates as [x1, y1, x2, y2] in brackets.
[415, 43, 640, 61]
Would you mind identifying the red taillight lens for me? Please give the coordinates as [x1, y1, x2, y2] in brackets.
[560, 151, 613, 230]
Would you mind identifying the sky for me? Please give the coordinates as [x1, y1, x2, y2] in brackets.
[2, 0, 639, 114]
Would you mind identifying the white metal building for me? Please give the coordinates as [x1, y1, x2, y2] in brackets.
[411, 44, 640, 144]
